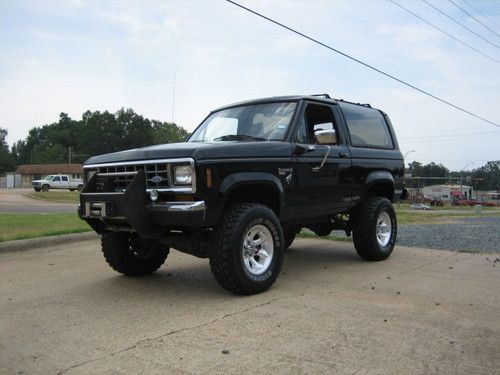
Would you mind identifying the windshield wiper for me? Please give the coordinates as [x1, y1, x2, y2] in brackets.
[213, 134, 266, 142]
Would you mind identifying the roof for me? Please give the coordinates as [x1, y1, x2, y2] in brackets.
[16, 164, 83, 175]
[212, 95, 378, 113]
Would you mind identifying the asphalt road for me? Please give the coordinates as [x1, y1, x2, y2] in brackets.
[0, 189, 77, 214]
[1, 238, 498, 374]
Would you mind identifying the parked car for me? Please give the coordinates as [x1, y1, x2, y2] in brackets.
[79, 95, 407, 295]
[411, 203, 432, 210]
[32, 175, 84, 192]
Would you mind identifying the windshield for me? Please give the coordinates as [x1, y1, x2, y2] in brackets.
[44, 175, 54, 180]
[189, 102, 297, 142]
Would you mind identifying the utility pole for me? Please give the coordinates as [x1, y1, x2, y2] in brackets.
[460, 162, 474, 202]
[69, 146, 72, 164]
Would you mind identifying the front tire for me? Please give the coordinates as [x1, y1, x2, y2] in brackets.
[41, 184, 49, 192]
[352, 197, 397, 261]
[283, 225, 299, 250]
[34, 188, 41, 192]
[101, 232, 169, 276]
[209, 203, 284, 295]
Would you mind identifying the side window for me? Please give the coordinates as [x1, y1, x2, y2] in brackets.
[62, 176, 68, 182]
[339, 102, 393, 149]
[52, 176, 61, 182]
[296, 103, 337, 144]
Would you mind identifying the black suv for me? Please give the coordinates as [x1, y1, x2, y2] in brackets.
[79, 95, 406, 295]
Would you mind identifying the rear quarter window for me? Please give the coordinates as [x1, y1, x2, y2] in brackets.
[339, 102, 393, 149]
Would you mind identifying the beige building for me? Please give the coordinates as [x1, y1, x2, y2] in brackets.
[422, 184, 473, 202]
[16, 164, 83, 188]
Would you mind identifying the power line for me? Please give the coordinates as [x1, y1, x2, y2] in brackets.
[448, 0, 500, 38]
[401, 134, 499, 143]
[400, 130, 500, 140]
[461, 0, 500, 30]
[225, 0, 500, 128]
[421, 0, 500, 50]
[402, 128, 499, 136]
[390, 0, 500, 64]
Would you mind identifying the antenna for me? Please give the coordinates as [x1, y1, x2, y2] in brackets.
[172, 73, 176, 123]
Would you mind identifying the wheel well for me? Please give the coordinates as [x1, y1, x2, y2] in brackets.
[225, 183, 280, 216]
[366, 182, 394, 202]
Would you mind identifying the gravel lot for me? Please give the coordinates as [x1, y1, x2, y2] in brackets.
[397, 216, 500, 253]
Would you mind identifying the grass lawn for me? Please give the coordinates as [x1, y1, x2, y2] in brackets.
[24, 191, 80, 204]
[395, 202, 500, 211]
[0, 213, 91, 242]
[395, 208, 500, 224]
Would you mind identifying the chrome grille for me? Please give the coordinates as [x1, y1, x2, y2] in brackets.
[84, 158, 195, 193]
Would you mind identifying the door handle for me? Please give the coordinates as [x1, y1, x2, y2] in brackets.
[339, 150, 348, 158]
[313, 146, 331, 172]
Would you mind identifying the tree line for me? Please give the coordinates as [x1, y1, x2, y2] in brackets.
[0, 108, 189, 174]
[407, 161, 499, 191]
[0, 113, 498, 190]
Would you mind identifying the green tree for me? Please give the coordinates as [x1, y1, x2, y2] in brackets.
[0, 128, 15, 174]
[473, 161, 500, 191]
[421, 162, 448, 178]
[152, 120, 190, 144]
[408, 161, 423, 177]
[10, 108, 190, 165]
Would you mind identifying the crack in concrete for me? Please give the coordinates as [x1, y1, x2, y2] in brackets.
[56, 297, 280, 375]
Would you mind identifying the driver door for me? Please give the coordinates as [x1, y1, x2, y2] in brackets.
[291, 102, 352, 218]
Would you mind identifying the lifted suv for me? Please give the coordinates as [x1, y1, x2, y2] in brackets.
[79, 95, 406, 295]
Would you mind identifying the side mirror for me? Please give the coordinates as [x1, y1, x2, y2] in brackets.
[314, 129, 337, 145]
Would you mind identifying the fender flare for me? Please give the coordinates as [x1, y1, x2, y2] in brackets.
[365, 171, 395, 197]
[219, 172, 285, 211]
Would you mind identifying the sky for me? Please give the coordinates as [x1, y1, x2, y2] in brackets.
[1, 0, 499, 171]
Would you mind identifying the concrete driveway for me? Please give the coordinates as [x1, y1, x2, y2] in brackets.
[1, 238, 498, 374]
[0, 189, 77, 213]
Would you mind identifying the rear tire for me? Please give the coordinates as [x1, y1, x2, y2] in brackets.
[101, 232, 169, 276]
[352, 197, 397, 261]
[209, 203, 284, 295]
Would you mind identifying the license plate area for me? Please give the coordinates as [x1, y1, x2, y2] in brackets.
[84, 201, 112, 218]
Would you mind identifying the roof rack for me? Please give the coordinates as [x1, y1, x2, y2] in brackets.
[311, 94, 331, 98]
[337, 98, 372, 108]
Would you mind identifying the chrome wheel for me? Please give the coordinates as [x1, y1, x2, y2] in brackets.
[376, 211, 392, 247]
[242, 224, 274, 276]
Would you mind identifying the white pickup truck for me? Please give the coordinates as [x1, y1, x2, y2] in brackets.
[32, 175, 84, 192]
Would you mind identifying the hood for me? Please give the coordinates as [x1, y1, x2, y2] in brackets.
[84, 141, 293, 165]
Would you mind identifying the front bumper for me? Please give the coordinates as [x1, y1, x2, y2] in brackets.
[79, 169, 206, 237]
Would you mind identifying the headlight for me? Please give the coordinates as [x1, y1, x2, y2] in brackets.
[173, 165, 192, 185]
